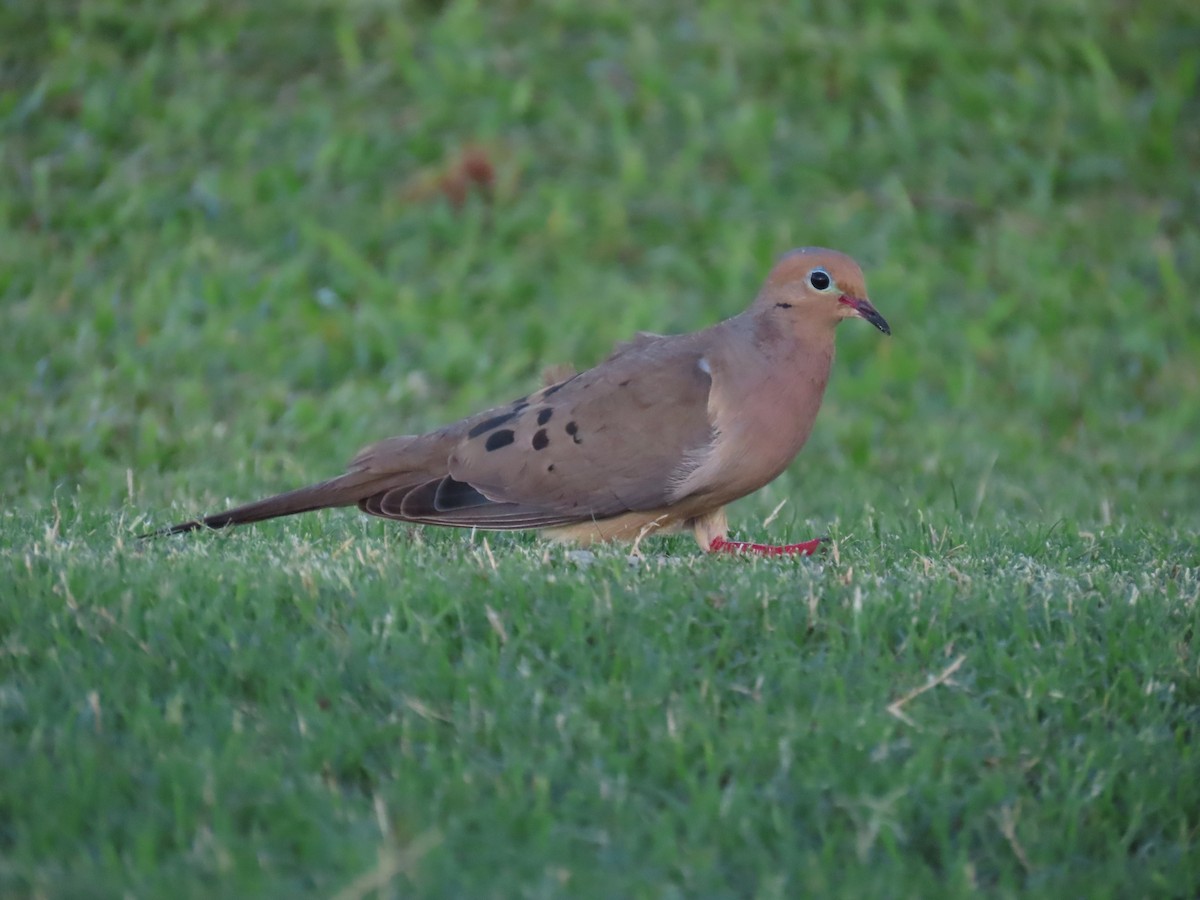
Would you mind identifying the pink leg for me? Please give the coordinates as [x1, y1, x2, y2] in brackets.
[709, 536, 826, 557]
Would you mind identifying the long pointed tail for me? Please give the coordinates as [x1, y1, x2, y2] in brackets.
[145, 475, 369, 537]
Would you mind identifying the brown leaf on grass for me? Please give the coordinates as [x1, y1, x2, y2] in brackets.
[401, 144, 497, 209]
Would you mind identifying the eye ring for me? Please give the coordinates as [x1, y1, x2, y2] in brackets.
[809, 268, 832, 291]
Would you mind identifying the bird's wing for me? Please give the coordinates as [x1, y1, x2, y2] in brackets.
[360, 331, 721, 529]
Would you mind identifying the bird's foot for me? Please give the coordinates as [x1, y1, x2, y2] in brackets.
[709, 536, 826, 557]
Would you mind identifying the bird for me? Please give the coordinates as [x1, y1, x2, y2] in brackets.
[151, 247, 890, 555]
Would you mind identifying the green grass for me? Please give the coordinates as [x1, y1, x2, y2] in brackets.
[2, 0, 1199, 896]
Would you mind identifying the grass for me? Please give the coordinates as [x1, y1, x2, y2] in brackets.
[2, 0, 1199, 896]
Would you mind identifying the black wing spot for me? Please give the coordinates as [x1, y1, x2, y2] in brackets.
[433, 477, 490, 511]
[484, 429, 516, 451]
[532, 429, 549, 450]
[547, 464, 556, 472]
[536, 408, 553, 426]
[619, 379, 631, 387]
[468, 412, 517, 438]
[775, 302, 793, 309]
[565, 421, 582, 444]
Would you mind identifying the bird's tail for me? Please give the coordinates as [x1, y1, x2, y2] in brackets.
[145, 474, 372, 537]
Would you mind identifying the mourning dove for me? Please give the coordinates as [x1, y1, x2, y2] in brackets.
[153, 247, 890, 555]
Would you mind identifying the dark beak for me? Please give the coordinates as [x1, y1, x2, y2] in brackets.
[845, 296, 891, 335]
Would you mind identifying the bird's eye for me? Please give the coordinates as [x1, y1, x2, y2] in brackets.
[809, 268, 832, 291]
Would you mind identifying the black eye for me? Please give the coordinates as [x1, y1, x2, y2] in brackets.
[809, 269, 831, 291]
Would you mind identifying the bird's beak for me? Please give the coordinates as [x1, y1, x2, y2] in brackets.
[840, 295, 891, 335]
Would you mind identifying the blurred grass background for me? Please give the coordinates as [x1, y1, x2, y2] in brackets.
[2, 0, 1199, 896]
[4, 0, 1197, 523]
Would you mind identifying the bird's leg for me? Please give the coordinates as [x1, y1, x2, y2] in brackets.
[709, 536, 826, 557]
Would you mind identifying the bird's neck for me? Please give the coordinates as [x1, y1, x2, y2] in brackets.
[712, 313, 836, 481]
[751, 310, 837, 384]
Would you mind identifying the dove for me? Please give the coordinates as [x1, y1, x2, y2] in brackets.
[152, 247, 890, 555]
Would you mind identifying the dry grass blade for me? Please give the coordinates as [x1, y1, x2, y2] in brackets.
[886, 655, 967, 726]
[331, 830, 443, 900]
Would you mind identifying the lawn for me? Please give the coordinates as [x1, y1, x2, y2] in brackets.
[2, 0, 1199, 896]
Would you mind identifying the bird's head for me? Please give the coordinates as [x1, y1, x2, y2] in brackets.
[756, 247, 890, 336]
